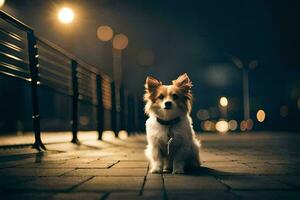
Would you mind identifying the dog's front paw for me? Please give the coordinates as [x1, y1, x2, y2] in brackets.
[150, 167, 162, 174]
[172, 168, 185, 174]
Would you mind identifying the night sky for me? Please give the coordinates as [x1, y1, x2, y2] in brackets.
[2, 0, 300, 130]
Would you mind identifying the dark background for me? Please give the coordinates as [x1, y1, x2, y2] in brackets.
[0, 0, 300, 132]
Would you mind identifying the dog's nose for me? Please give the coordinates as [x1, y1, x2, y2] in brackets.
[164, 101, 172, 109]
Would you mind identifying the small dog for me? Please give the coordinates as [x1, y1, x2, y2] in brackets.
[144, 73, 201, 174]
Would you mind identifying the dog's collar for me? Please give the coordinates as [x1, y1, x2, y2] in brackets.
[156, 117, 181, 126]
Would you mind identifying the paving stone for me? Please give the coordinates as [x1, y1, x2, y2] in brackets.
[1, 133, 300, 199]
[50, 192, 104, 200]
[143, 178, 163, 191]
[0, 158, 36, 168]
[218, 176, 292, 190]
[234, 191, 300, 200]
[20, 162, 114, 169]
[112, 161, 149, 168]
[1, 176, 92, 191]
[0, 176, 36, 186]
[163, 176, 227, 191]
[0, 168, 73, 176]
[167, 191, 238, 200]
[107, 191, 164, 200]
[0, 192, 54, 200]
[74, 177, 144, 192]
[273, 175, 300, 188]
[63, 168, 147, 176]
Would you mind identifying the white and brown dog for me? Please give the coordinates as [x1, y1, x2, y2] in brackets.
[144, 73, 201, 174]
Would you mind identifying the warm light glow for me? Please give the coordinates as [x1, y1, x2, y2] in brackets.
[256, 109, 266, 122]
[228, 120, 238, 131]
[240, 120, 247, 131]
[246, 119, 253, 131]
[216, 120, 229, 133]
[102, 131, 116, 141]
[298, 98, 300, 109]
[280, 105, 288, 118]
[113, 34, 128, 50]
[118, 130, 128, 140]
[219, 97, 228, 107]
[79, 116, 89, 126]
[97, 25, 113, 41]
[0, 0, 5, 8]
[240, 119, 253, 131]
[201, 120, 215, 131]
[58, 7, 74, 24]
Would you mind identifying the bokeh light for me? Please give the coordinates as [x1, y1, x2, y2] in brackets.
[113, 33, 128, 50]
[240, 120, 247, 131]
[102, 131, 116, 141]
[219, 97, 228, 107]
[118, 130, 128, 140]
[228, 120, 238, 131]
[246, 119, 253, 131]
[58, 7, 74, 24]
[201, 120, 215, 131]
[280, 105, 288, 118]
[197, 109, 210, 121]
[97, 25, 113, 41]
[239, 119, 253, 131]
[256, 109, 266, 122]
[216, 120, 229, 133]
[79, 116, 89, 126]
[0, 0, 5, 8]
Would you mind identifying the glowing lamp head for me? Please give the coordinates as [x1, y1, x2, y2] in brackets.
[219, 97, 228, 107]
[58, 7, 74, 24]
[97, 25, 113, 41]
[216, 120, 229, 133]
[113, 34, 128, 50]
[256, 109, 266, 122]
[0, 0, 5, 8]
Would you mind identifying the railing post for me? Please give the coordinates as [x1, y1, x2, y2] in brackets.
[27, 31, 45, 151]
[96, 74, 104, 140]
[71, 60, 80, 144]
[110, 81, 117, 136]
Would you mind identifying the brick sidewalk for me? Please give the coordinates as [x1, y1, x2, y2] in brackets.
[0, 132, 300, 199]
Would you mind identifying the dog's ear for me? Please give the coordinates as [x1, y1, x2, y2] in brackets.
[172, 73, 193, 91]
[145, 76, 162, 93]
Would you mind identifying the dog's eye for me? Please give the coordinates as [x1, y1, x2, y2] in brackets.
[172, 94, 179, 100]
[158, 94, 164, 99]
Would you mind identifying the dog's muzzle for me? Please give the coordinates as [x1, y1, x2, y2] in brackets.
[164, 101, 172, 109]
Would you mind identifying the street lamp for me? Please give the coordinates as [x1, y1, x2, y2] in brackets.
[97, 26, 128, 135]
[0, 0, 5, 8]
[219, 97, 228, 107]
[232, 56, 258, 121]
[58, 7, 74, 24]
[219, 96, 228, 119]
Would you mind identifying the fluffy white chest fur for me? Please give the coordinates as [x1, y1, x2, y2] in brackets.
[145, 114, 201, 174]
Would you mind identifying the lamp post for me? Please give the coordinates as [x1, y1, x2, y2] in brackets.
[57, 7, 74, 24]
[232, 56, 258, 121]
[97, 27, 128, 134]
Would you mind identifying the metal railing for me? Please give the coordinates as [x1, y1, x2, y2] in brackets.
[0, 10, 143, 150]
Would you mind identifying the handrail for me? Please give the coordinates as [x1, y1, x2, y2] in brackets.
[0, 9, 139, 150]
[0, 10, 33, 33]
